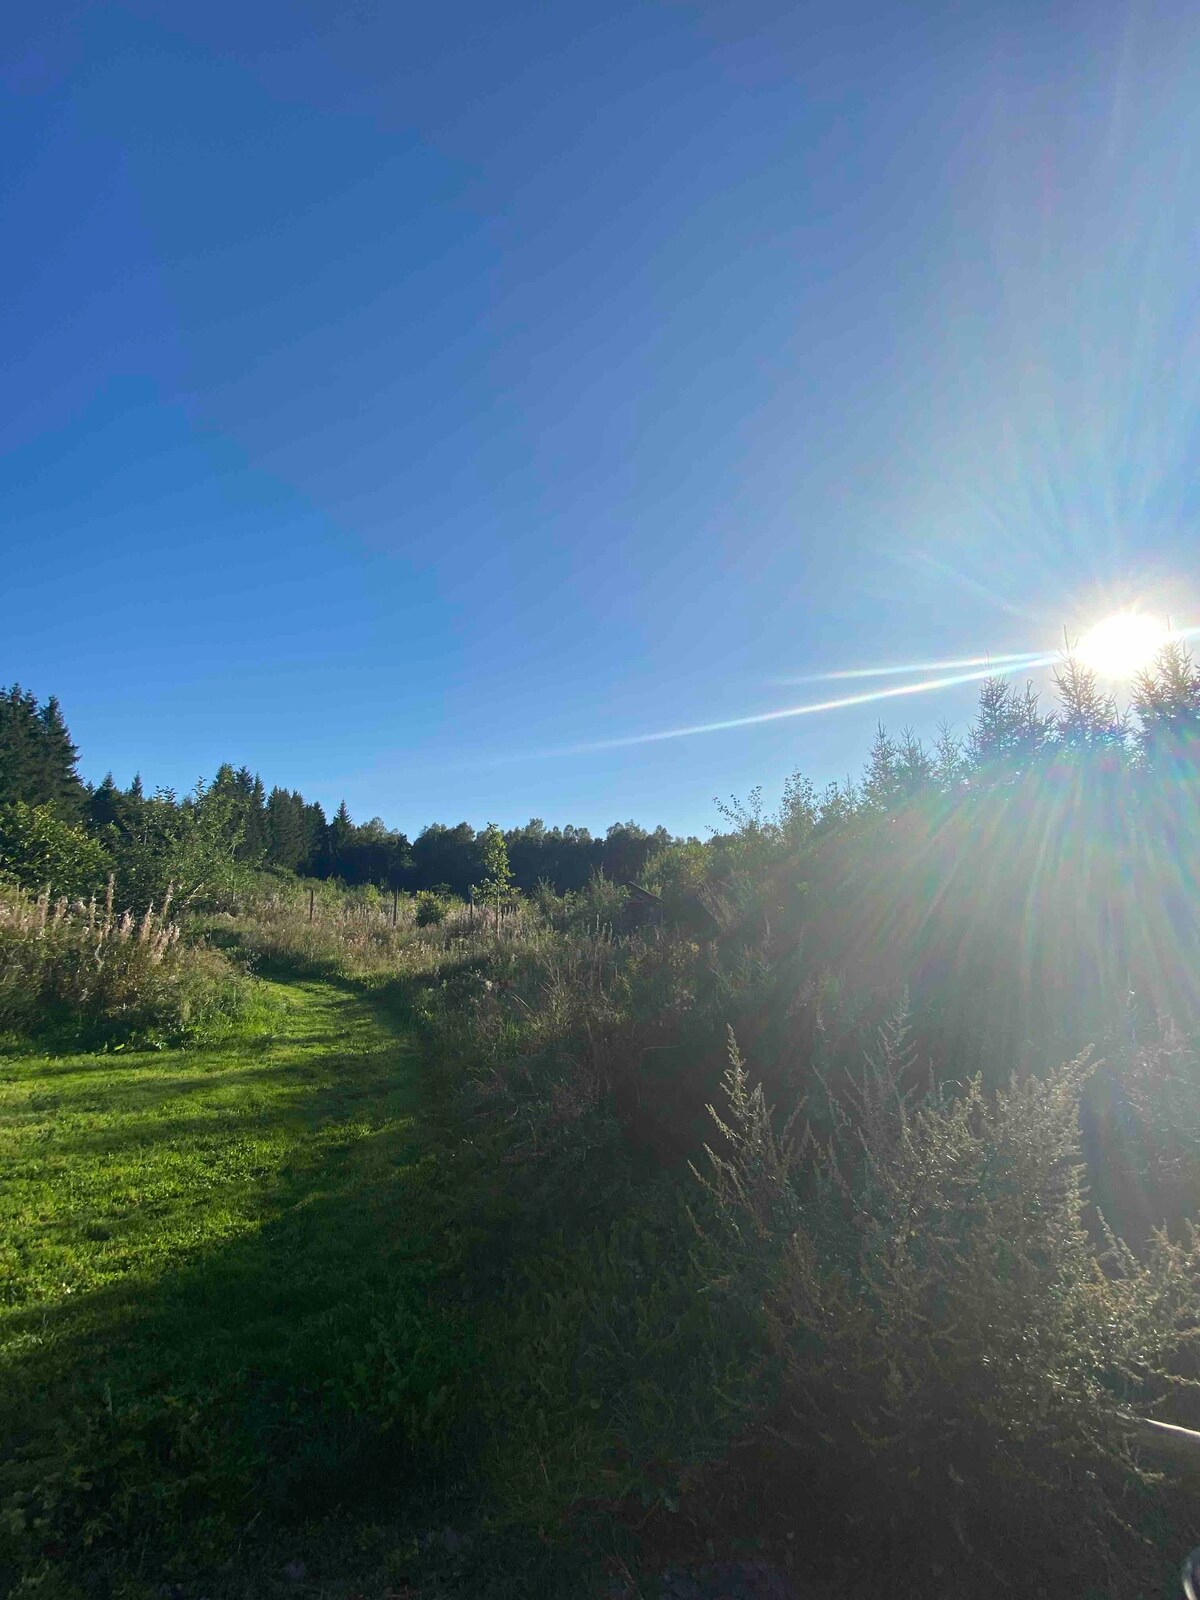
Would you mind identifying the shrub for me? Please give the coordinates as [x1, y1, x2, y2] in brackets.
[414, 889, 448, 927]
[554, 870, 629, 935]
[0, 801, 113, 899]
[0, 882, 274, 1047]
[699, 1022, 1200, 1590]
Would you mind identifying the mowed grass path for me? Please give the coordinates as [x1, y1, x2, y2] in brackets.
[0, 977, 460, 1595]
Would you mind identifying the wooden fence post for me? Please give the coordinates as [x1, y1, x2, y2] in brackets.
[308, 886, 315, 924]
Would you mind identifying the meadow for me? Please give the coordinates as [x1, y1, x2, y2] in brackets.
[4, 657, 1200, 1599]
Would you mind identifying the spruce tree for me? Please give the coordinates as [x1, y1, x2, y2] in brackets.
[0, 685, 86, 816]
[1052, 654, 1128, 755]
[86, 771, 137, 842]
[38, 697, 86, 816]
[932, 721, 966, 790]
[967, 677, 1054, 777]
[329, 801, 353, 878]
[1132, 639, 1200, 769]
[266, 787, 305, 871]
[302, 800, 328, 876]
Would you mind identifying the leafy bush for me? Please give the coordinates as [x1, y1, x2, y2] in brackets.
[414, 888, 449, 927]
[0, 882, 275, 1047]
[0, 802, 113, 898]
[698, 1021, 1200, 1589]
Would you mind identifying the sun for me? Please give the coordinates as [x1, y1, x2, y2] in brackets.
[1075, 612, 1167, 680]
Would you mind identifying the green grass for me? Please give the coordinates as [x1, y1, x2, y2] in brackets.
[0, 967, 767, 1600]
[0, 975, 483, 1598]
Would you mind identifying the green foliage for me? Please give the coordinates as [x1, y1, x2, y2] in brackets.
[0, 883, 274, 1047]
[472, 1194, 768, 1531]
[105, 777, 258, 913]
[0, 686, 86, 819]
[1133, 637, 1200, 767]
[10, 652, 1200, 1596]
[0, 803, 112, 898]
[414, 887, 448, 926]
[553, 868, 629, 933]
[699, 1021, 1200, 1589]
[474, 821, 515, 929]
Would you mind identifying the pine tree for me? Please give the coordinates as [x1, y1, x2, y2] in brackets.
[266, 787, 305, 871]
[1052, 653, 1128, 755]
[0, 686, 86, 816]
[895, 725, 935, 800]
[932, 721, 966, 790]
[1132, 639, 1200, 769]
[967, 677, 1054, 777]
[861, 724, 901, 812]
[329, 800, 354, 878]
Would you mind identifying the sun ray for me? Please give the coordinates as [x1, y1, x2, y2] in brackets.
[771, 650, 1048, 686]
[538, 653, 1061, 759]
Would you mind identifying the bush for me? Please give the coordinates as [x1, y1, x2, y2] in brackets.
[0, 882, 275, 1047]
[414, 889, 448, 927]
[699, 1021, 1200, 1591]
[0, 802, 113, 899]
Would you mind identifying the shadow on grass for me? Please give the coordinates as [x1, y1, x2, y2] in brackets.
[0, 976, 505, 1594]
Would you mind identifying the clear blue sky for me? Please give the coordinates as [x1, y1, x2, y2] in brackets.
[5, 1, 1200, 838]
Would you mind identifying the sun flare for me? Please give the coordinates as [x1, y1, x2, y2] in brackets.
[1075, 612, 1166, 680]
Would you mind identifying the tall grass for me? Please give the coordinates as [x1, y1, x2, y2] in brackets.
[221, 874, 540, 982]
[0, 880, 275, 1047]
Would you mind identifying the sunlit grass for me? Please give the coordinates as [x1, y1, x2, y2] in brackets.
[0, 977, 452, 1592]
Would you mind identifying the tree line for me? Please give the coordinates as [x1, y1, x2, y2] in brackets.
[0, 683, 676, 901]
[3, 637, 1199, 920]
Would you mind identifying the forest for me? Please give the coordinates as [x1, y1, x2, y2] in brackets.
[0, 683, 676, 902]
[3, 646, 1200, 1600]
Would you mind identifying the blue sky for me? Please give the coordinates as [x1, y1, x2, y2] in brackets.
[5, 1, 1200, 838]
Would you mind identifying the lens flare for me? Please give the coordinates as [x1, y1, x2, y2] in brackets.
[1075, 613, 1167, 679]
[772, 650, 1047, 686]
[547, 654, 1059, 757]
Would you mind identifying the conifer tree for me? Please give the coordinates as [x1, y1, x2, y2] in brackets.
[302, 799, 328, 875]
[266, 786, 305, 871]
[861, 724, 901, 812]
[967, 677, 1054, 777]
[932, 721, 966, 790]
[329, 800, 354, 878]
[1132, 638, 1200, 769]
[895, 726, 934, 801]
[1052, 653, 1128, 755]
[0, 685, 86, 816]
[38, 697, 86, 816]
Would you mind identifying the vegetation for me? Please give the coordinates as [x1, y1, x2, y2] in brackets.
[0, 882, 275, 1050]
[3, 648, 1200, 1597]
